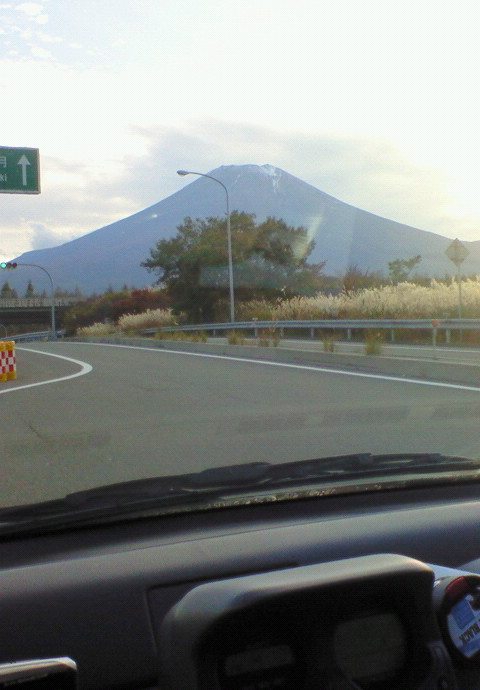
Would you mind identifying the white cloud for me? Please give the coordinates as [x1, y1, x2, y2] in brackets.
[29, 43, 52, 59]
[36, 30, 61, 43]
[16, 3, 45, 17]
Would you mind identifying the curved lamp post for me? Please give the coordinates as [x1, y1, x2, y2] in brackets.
[177, 170, 235, 322]
[17, 263, 56, 339]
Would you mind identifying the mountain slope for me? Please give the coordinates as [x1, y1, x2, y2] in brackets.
[11, 164, 477, 294]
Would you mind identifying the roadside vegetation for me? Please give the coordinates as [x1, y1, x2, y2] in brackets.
[237, 279, 480, 321]
[64, 287, 173, 334]
[76, 307, 178, 337]
[226, 331, 245, 345]
[257, 327, 282, 347]
[363, 331, 384, 356]
[154, 330, 208, 343]
[71, 278, 480, 344]
[322, 335, 337, 353]
[62, 220, 480, 349]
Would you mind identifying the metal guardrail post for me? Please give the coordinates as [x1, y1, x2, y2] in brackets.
[432, 320, 440, 359]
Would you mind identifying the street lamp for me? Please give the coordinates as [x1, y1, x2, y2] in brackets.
[177, 169, 235, 322]
[15, 263, 56, 339]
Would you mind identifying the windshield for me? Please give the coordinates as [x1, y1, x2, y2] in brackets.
[1, 0, 480, 521]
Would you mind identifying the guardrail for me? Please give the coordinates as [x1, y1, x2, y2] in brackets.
[0, 330, 65, 342]
[141, 319, 480, 345]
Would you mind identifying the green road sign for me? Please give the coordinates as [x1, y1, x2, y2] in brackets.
[0, 147, 40, 194]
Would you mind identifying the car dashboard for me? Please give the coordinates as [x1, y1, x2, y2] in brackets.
[2, 482, 480, 689]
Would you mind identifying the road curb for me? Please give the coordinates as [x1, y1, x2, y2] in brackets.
[67, 336, 480, 387]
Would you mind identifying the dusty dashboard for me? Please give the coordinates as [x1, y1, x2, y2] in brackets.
[4, 487, 480, 689]
[157, 554, 457, 690]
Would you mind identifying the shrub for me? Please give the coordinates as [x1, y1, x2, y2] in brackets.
[364, 331, 384, 356]
[322, 336, 336, 353]
[118, 308, 179, 332]
[76, 322, 118, 337]
[110, 288, 171, 321]
[154, 330, 172, 340]
[271, 329, 281, 347]
[257, 327, 280, 347]
[155, 330, 208, 342]
[227, 330, 245, 345]
[190, 331, 208, 343]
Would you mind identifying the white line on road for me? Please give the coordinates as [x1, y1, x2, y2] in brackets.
[61, 341, 480, 393]
[0, 347, 93, 395]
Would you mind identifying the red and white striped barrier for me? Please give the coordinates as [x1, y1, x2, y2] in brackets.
[0, 341, 16, 381]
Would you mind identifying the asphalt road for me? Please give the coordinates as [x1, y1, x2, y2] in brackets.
[3, 341, 480, 506]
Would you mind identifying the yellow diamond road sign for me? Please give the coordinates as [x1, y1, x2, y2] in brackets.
[445, 238, 469, 266]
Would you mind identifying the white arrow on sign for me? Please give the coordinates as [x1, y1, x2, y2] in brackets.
[17, 154, 30, 186]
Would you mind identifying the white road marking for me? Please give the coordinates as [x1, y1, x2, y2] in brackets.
[59, 341, 480, 393]
[0, 347, 93, 395]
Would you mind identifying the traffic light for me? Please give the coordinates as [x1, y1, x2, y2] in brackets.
[0, 262, 17, 269]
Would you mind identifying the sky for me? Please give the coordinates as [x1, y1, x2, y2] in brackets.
[1, 0, 480, 261]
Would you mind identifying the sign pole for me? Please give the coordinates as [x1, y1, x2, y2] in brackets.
[457, 263, 463, 318]
[445, 238, 469, 326]
[431, 319, 439, 359]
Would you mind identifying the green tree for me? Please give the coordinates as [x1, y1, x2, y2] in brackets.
[342, 264, 386, 295]
[0, 282, 17, 298]
[388, 255, 422, 284]
[142, 212, 326, 322]
[25, 280, 35, 297]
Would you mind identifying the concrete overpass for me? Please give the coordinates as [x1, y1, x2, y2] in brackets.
[0, 297, 80, 329]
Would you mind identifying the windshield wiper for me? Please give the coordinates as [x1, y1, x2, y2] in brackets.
[186, 452, 480, 485]
[0, 453, 479, 534]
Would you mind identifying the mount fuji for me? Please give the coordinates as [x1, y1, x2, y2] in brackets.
[12, 164, 477, 294]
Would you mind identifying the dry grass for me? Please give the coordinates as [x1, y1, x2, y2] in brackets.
[363, 331, 384, 355]
[118, 308, 179, 331]
[76, 322, 118, 337]
[239, 279, 480, 321]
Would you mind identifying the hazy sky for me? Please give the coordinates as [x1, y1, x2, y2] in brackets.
[1, 0, 480, 260]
